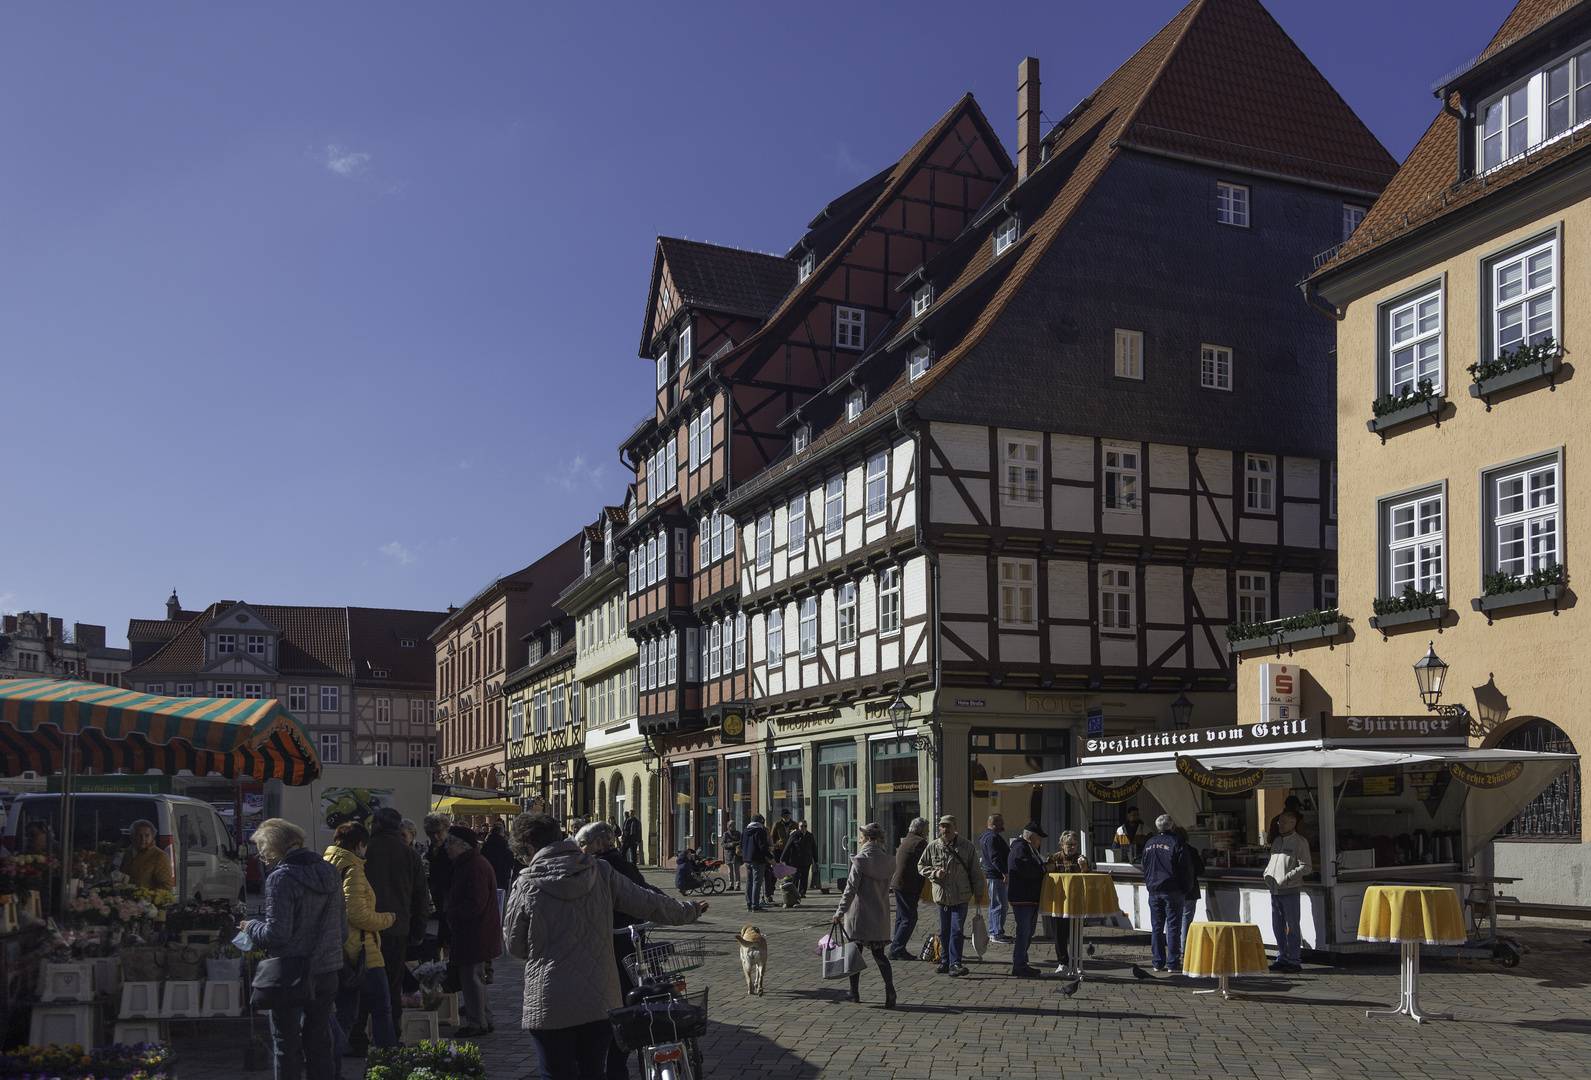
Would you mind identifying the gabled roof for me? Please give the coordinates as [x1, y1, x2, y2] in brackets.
[729, 0, 1393, 500]
[347, 607, 447, 689]
[1315, 0, 1591, 280]
[640, 238, 799, 351]
[129, 603, 353, 680]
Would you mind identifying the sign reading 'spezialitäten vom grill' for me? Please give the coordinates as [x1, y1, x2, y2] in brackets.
[1079, 712, 1466, 761]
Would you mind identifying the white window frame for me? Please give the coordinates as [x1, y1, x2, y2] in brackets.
[1245, 454, 1275, 514]
[835, 306, 866, 351]
[756, 513, 772, 568]
[699, 515, 712, 570]
[999, 559, 1037, 628]
[799, 597, 818, 658]
[1343, 204, 1366, 240]
[1323, 574, 1339, 610]
[1003, 438, 1041, 506]
[321, 685, 339, 713]
[146, 683, 165, 696]
[1486, 453, 1562, 580]
[246, 634, 266, 656]
[866, 453, 888, 519]
[1200, 344, 1232, 391]
[216, 634, 235, 655]
[1216, 182, 1249, 227]
[878, 567, 901, 636]
[837, 582, 858, 646]
[676, 526, 688, 577]
[846, 388, 865, 421]
[710, 512, 723, 563]
[797, 251, 815, 282]
[1386, 287, 1443, 396]
[319, 734, 341, 763]
[1114, 329, 1143, 380]
[1103, 446, 1140, 513]
[735, 612, 746, 670]
[709, 622, 722, 679]
[679, 323, 692, 365]
[1489, 236, 1558, 360]
[376, 697, 391, 723]
[551, 684, 565, 731]
[1237, 573, 1270, 624]
[686, 626, 699, 682]
[824, 476, 844, 537]
[242, 683, 263, 699]
[511, 700, 524, 739]
[789, 495, 807, 549]
[1381, 485, 1446, 601]
[792, 424, 811, 454]
[1099, 567, 1134, 632]
[767, 609, 784, 665]
[912, 284, 932, 317]
[374, 740, 390, 767]
[175, 683, 194, 698]
[908, 346, 931, 381]
[409, 742, 426, 767]
[994, 215, 1019, 254]
[288, 686, 308, 712]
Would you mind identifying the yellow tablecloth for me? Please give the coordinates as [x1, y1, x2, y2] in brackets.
[1038, 873, 1119, 917]
[1182, 921, 1268, 976]
[1356, 885, 1465, 945]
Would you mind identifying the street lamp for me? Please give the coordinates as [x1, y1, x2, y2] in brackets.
[1170, 692, 1194, 730]
[887, 691, 935, 752]
[1412, 641, 1472, 729]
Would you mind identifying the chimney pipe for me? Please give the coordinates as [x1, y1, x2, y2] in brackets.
[1018, 56, 1041, 183]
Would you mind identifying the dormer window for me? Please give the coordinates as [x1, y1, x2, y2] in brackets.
[246, 635, 266, 656]
[604, 519, 613, 559]
[1480, 45, 1591, 172]
[550, 627, 561, 651]
[797, 252, 815, 282]
[679, 323, 692, 364]
[399, 638, 417, 648]
[1342, 204, 1366, 240]
[216, 634, 235, 654]
[994, 215, 1020, 254]
[792, 424, 811, 453]
[908, 346, 931, 381]
[912, 284, 932, 317]
[583, 540, 592, 575]
[846, 388, 865, 421]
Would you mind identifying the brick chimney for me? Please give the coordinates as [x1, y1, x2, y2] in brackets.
[1018, 56, 1041, 183]
[75, 624, 106, 649]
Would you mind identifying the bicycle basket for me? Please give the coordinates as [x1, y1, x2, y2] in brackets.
[608, 987, 709, 1052]
[622, 936, 706, 983]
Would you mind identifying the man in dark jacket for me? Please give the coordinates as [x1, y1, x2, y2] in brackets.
[620, 811, 643, 864]
[357, 807, 431, 1045]
[887, 817, 929, 959]
[1005, 821, 1049, 977]
[768, 810, 794, 905]
[1141, 814, 1197, 972]
[979, 813, 1012, 943]
[444, 825, 504, 1036]
[482, 822, 516, 892]
[720, 822, 743, 888]
[423, 813, 454, 949]
[741, 814, 772, 912]
[784, 821, 818, 898]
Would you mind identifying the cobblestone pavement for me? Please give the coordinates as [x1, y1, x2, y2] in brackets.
[173, 869, 1591, 1079]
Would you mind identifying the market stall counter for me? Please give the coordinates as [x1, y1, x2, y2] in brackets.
[998, 712, 1576, 955]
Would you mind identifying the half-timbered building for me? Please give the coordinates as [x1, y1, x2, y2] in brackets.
[503, 614, 581, 823]
[716, 0, 1396, 872]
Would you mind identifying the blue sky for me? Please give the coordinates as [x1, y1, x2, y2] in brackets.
[2, 1, 1514, 645]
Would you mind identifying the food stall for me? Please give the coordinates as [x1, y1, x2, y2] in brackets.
[997, 710, 1577, 954]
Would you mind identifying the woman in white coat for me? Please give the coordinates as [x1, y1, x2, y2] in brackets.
[831, 821, 897, 1007]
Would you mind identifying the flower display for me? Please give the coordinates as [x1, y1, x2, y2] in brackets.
[0, 1042, 174, 1080]
[366, 1040, 485, 1080]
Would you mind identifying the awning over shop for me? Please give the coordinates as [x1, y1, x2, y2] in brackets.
[432, 796, 523, 815]
[0, 678, 321, 785]
[995, 745, 1579, 784]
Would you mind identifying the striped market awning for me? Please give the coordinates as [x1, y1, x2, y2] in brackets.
[0, 678, 321, 785]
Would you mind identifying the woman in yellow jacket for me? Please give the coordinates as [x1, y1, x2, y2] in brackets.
[324, 822, 396, 1058]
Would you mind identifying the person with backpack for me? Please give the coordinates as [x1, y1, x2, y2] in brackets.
[917, 815, 985, 977]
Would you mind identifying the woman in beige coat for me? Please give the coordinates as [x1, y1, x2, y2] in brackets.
[831, 822, 897, 1007]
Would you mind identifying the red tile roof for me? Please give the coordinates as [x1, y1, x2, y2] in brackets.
[644, 237, 797, 348]
[1314, 0, 1591, 279]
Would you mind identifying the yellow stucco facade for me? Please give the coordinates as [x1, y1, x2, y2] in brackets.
[1250, 166, 1591, 902]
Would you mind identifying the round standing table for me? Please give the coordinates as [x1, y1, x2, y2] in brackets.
[1038, 872, 1120, 977]
[1181, 921, 1268, 999]
[1356, 885, 1465, 1023]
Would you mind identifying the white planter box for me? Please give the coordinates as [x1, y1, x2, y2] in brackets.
[160, 979, 206, 1018]
[119, 981, 162, 1019]
[0, 900, 17, 933]
[114, 1019, 168, 1045]
[90, 957, 121, 995]
[202, 978, 245, 1017]
[436, 992, 461, 1025]
[30, 1003, 98, 1048]
[39, 962, 96, 1003]
[400, 1011, 440, 1044]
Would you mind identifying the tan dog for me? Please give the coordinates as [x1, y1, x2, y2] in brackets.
[734, 925, 768, 996]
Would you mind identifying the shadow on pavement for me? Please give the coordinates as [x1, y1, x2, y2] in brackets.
[698, 1019, 821, 1079]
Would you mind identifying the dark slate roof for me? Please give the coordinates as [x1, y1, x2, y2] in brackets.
[640, 238, 798, 351]
[1315, 0, 1591, 278]
[347, 607, 448, 690]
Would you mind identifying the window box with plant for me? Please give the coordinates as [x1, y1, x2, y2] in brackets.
[1367, 378, 1442, 436]
[1368, 586, 1446, 629]
[1467, 337, 1562, 409]
[1225, 608, 1343, 654]
[1471, 564, 1565, 616]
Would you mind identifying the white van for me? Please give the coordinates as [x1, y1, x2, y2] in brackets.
[2, 793, 247, 903]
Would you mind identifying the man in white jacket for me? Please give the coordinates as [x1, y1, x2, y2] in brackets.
[503, 813, 706, 1079]
[1265, 811, 1312, 973]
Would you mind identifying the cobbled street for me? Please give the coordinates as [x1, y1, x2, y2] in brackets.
[172, 869, 1591, 1080]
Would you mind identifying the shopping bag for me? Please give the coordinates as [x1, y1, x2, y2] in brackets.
[918, 935, 942, 964]
[919, 878, 934, 903]
[821, 926, 865, 979]
[770, 862, 796, 880]
[814, 933, 836, 955]
[970, 911, 989, 958]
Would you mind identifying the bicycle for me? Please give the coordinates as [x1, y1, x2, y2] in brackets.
[677, 861, 728, 895]
[608, 922, 710, 1080]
